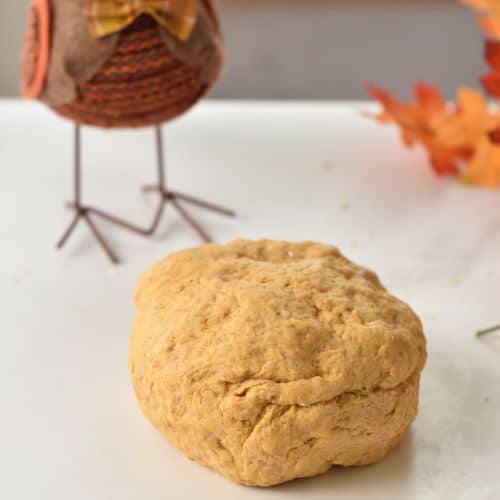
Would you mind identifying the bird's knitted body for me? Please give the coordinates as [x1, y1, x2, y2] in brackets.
[22, 0, 223, 127]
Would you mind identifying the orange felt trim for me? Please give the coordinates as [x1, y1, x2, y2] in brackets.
[22, 0, 51, 99]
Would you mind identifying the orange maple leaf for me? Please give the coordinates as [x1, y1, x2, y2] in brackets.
[367, 83, 464, 175]
[434, 87, 500, 148]
[461, 0, 500, 38]
[461, 136, 500, 187]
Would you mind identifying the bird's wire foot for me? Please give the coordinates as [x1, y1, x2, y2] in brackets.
[476, 324, 500, 338]
[56, 204, 120, 264]
[66, 202, 163, 237]
[56, 125, 236, 263]
[142, 186, 235, 243]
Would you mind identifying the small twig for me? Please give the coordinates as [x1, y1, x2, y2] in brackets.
[476, 324, 500, 338]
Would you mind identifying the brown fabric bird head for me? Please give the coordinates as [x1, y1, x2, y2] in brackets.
[21, 0, 225, 128]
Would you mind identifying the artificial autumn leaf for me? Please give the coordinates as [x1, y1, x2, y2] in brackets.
[490, 127, 500, 142]
[434, 87, 500, 148]
[481, 40, 500, 96]
[461, 136, 500, 186]
[461, 0, 500, 37]
[367, 83, 464, 175]
[485, 38, 500, 67]
[481, 71, 500, 97]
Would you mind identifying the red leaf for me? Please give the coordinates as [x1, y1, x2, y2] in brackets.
[485, 39, 500, 68]
[481, 70, 500, 97]
[414, 83, 447, 113]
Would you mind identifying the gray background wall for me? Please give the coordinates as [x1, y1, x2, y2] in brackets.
[0, 0, 486, 99]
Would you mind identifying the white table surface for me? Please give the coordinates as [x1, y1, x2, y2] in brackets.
[1, 100, 500, 500]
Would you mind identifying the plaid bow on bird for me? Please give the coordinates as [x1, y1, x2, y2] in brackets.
[85, 0, 198, 40]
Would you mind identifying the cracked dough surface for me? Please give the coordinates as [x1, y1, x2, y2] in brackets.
[129, 239, 427, 486]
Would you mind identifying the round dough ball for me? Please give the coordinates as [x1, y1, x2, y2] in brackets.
[129, 239, 426, 487]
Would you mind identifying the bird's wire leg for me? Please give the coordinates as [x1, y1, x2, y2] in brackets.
[56, 124, 120, 264]
[84, 205, 155, 236]
[145, 195, 168, 235]
[57, 124, 84, 250]
[141, 126, 234, 242]
[56, 212, 82, 249]
[171, 198, 211, 243]
[84, 126, 168, 237]
[88, 193, 167, 236]
[476, 324, 500, 338]
[59, 125, 170, 253]
[83, 213, 119, 264]
[170, 191, 235, 217]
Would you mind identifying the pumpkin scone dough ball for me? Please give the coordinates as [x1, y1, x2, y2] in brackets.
[129, 239, 426, 487]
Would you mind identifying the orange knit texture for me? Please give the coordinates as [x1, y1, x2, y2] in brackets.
[54, 15, 207, 128]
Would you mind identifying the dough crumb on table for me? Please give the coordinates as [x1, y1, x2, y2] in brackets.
[129, 239, 427, 487]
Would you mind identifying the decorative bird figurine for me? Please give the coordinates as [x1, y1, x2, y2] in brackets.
[21, 0, 233, 263]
